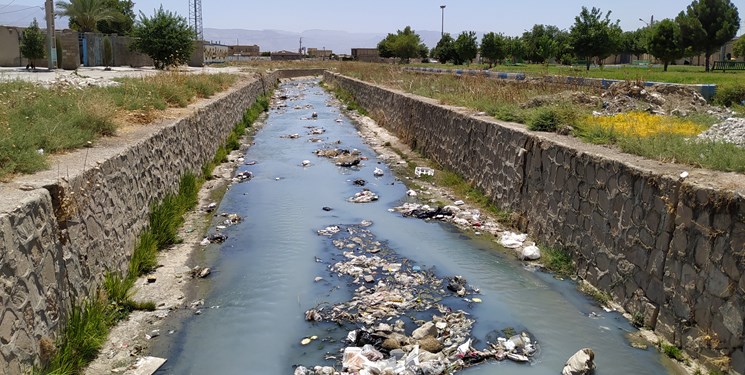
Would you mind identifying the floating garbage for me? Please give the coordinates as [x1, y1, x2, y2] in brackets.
[302, 160, 311, 167]
[373, 167, 384, 177]
[353, 178, 366, 186]
[315, 148, 362, 167]
[220, 213, 242, 226]
[203, 233, 227, 244]
[203, 202, 217, 213]
[520, 243, 542, 260]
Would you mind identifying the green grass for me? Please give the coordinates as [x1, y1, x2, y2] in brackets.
[0, 73, 238, 181]
[326, 84, 369, 116]
[541, 245, 576, 278]
[435, 169, 513, 224]
[661, 342, 686, 362]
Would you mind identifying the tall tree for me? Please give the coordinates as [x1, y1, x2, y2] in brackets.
[432, 33, 456, 64]
[55, 0, 118, 32]
[676, 0, 740, 71]
[522, 24, 559, 64]
[376, 26, 426, 63]
[20, 19, 46, 70]
[621, 29, 649, 60]
[506, 36, 525, 64]
[648, 19, 685, 71]
[96, 0, 134, 35]
[569, 6, 622, 70]
[480, 32, 507, 67]
[453, 31, 478, 65]
[130, 7, 194, 69]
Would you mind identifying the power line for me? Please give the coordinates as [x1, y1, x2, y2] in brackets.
[0, 0, 19, 11]
[0, 5, 41, 15]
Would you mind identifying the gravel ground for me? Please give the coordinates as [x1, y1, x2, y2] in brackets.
[698, 117, 745, 148]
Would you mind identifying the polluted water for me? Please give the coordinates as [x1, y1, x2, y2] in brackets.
[151, 79, 675, 375]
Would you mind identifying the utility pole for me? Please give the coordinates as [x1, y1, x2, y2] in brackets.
[440, 5, 446, 37]
[299, 37, 303, 54]
[45, 0, 55, 69]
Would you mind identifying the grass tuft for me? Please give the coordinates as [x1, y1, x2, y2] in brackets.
[541, 245, 576, 278]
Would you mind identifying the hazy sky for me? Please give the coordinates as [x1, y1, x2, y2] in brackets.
[2, 0, 743, 35]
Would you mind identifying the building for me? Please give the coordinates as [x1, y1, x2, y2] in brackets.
[351, 48, 380, 62]
[307, 47, 332, 59]
[203, 43, 229, 64]
[271, 50, 303, 61]
[228, 45, 260, 57]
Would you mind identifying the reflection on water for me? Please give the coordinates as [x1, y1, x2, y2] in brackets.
[152, 79, 671, 375]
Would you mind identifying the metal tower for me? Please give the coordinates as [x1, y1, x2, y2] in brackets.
[188, 0, 203, 41]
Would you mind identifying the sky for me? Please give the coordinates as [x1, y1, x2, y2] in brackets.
[2, 0, 743, 36]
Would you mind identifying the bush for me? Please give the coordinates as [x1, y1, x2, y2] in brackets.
[713, 84, 745, 107]
[529, 107, 561, 131]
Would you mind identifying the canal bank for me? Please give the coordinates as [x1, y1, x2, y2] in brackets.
[323, 71, 745, 374]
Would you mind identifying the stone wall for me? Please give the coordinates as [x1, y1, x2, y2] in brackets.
[0, 69, 322, 374]
[324, 72, 745, 374]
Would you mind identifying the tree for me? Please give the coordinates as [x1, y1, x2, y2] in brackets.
[648, 19, 685, 71]
[453, 31, 478, 65]
[569, 6, 622, 70]
[506, 36, 525, 64]
[130, 7, 194, 69]
[622, 28, 650, 60]
[376, 26, 426, 63]
[20, 19, 45, 70]
[522, 24, 559, 64]
[55, 0, 118, 32]
[734, 35, 745, 58]
[480, 32, 507, 67]
[676, 0, 740, 71]
[96, 0, 134, 35]
[432, 33, 456, 63]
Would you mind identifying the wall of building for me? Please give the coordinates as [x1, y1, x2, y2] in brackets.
[0, 69, 324, 373]
[323, 72, 745, 374]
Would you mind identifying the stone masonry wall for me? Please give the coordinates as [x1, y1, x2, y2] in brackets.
[0, 69, 322, 374]
[324, 72, 745, 374]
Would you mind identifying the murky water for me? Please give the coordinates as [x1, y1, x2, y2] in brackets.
[152, 79, 673, 374]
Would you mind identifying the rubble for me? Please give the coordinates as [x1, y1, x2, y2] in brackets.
[297, 224, 539, 374]
[562, 348, 596, 375]
[315, 148, 363, 167]
[698, 117, 745, 148]
[349, 189, 379, 203]
[232, 171, 253, 183]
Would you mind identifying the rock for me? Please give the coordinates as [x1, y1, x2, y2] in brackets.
[562, 348, 596, 375]
[382, 337, 401, 350]
[454, 200, 465, 206]
[418, 336, 444, 353]
[363, 275, 375, 283]
[412, 322, 437, 340]
[322, 206, 333, 211]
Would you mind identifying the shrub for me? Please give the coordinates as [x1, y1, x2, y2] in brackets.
[130, 7, 195, 69]
[713, 84, 745, 107]
[529, 107, 560, 131]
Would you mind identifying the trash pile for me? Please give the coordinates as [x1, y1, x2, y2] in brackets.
[521, 81, 733, 119]
[316, 148, 364, 167]
[296, 225, 539, 374]
[349, 189, 379, 203]
[391, 203, 501, 237]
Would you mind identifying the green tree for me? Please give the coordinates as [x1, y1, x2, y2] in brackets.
[453, 31, 478, 65]
[621, 29, 649, 60]
[569, 6, 622, 70]
[522, 24, 559, 64]
[103, 35, 112, 67]
[432, 33, 456, 63]
[648, 19, 685, 71]
[96, 0, 134, 35]
[55, 0, 117, 32]
[506, 36, 525, 64]
[20, 18, 46, 70]
[130, 7, 195, 69]
[480, 32, 507, 67]
[376, 26, 426, 63]
[734, 35, 745, 58]
[676, 0, 740, 71]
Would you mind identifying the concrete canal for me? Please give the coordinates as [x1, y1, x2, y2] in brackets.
[151, 78, 674, 374]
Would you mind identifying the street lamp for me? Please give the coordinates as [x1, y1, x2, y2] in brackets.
[440, 5, 446, 37]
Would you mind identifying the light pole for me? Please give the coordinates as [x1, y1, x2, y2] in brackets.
[440, 5, 446, 37]
[45, 0, 55, 70]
